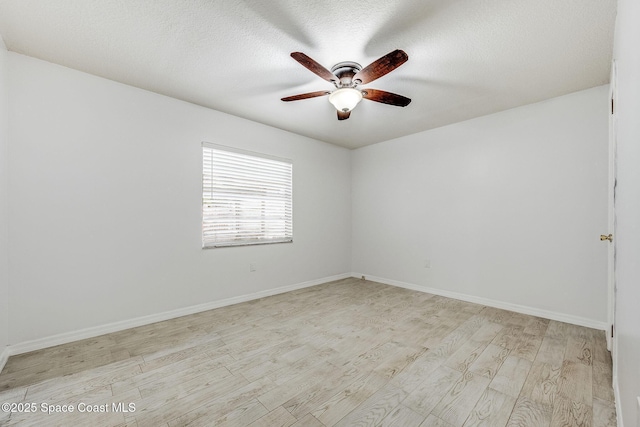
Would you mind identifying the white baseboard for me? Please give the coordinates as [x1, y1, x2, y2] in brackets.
[7, 273, 351, 357]
[0, 346, 9, 374]
[353, 273, 608, 331]
[5, 271, 607, 358]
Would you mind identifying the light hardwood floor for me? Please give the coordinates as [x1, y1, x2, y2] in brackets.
[0, 278, 616, 427]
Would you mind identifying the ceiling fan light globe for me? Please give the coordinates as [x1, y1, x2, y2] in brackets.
[329, 88, 363, 112]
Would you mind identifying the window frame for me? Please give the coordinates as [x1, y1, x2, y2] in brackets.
[201, 142, 293, 249]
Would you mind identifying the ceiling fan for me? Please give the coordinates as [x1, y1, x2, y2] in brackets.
[281, 50, 411, 120]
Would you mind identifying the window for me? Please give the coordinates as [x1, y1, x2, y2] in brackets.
[202, 143, 293, 248]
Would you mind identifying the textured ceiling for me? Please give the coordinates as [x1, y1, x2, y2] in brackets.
[0, 0, 616, 149]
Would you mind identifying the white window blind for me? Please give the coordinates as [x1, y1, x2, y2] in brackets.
[202, 143, 293, 248]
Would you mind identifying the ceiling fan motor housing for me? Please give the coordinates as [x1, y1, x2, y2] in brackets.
[330, 61, 362, 88]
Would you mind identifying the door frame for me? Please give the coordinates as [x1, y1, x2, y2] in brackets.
[606, 59, 617, 354]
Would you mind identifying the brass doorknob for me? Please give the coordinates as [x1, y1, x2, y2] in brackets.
[600, 234, 613, 242]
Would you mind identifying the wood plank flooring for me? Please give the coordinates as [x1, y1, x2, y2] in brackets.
[0, 278, 616, 426]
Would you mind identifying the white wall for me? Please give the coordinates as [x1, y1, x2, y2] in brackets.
[612, 0, 640, 425]
[7, 53, 351, 345]
[0, 37, 9, 357]
[352, 86, 609, 325]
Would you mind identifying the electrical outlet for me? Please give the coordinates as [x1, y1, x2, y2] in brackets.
[424, 259, 431, 268]
[249, 263, 256, 272]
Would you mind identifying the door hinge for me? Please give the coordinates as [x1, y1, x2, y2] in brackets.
[611, 324, 614, 338]
[611, 97, 615, 114]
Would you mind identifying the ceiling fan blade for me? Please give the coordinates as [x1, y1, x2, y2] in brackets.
[291, 52, 338, 83]
[337, 110, 351, 120]
[281, 90, 330, 102]
[362, 89, 411, 107]
[353, 49, 408, 85]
